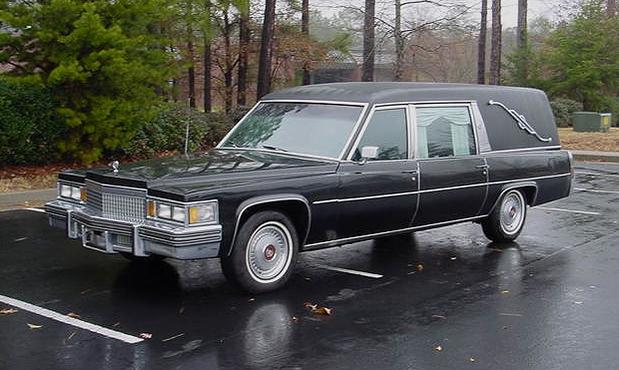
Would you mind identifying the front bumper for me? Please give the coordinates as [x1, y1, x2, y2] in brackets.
[45, 200, 222, 259]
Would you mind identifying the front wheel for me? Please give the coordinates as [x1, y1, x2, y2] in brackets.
[221, 211, 298, 294]
[481, 189, 527, 242]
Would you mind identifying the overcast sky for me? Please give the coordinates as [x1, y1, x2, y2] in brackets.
[312, 0, 562, 28]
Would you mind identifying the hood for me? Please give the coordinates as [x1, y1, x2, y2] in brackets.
[75, 149, 338, 200]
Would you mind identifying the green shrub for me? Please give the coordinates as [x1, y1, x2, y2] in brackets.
[124, 104, 249, 159]
[0, 77, 65, 165]
[550, 98, 584, 127]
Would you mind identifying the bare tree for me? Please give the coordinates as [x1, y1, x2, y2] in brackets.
[477, 0, 487, 84]
[257, 0, 276, 98]
[517, 0, 527, 50]
[301, 0, 311, 85]
[362, 0, 375, 82]
[394, 0, 404, 81]
[489, 0, 501, 85]
[237, 1, 250, 106]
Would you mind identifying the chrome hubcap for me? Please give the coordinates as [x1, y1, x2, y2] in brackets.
[246, 222, 292, 283]
[500, 191, 524, 235]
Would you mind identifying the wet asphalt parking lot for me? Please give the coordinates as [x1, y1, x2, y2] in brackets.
[1, 161, 618, 370]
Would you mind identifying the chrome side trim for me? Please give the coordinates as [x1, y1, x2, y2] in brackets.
[311, 172, 571, 205]
[487, 146, 562, 154]
[228, 195, 312, 256]
[488, 100, 553, 143]
[304, 215, 487, 249]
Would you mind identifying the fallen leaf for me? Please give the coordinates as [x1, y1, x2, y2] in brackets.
[0, 308, 18, 315]
[303, 302, 317, 310]
[574, 301, 583, 305]
[292, 316, 299, 322]
[113, 322, 120, 327]
[313, 306, 333, 315]
[304, 302, 333, 316]
[470, 357, 476, 362]
[27, 323, 42, 329]
[248, 298, 255, 302]
[431, 314, 447, 320]
[434, 345, 443, 352]
[416, 264, 424, 272]
[450, 257, 457, 261]
[139, 333, 153, 339]
[500, 290, 510, 294]
[67, 312, 81, 319]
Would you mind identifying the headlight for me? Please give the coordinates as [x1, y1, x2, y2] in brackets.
[59, 183, 85, 202]
[157, 204, 172, 219]
[172, 207, 186, 222]
[188, 202, 217, 224]
[149, 199, 218, 225]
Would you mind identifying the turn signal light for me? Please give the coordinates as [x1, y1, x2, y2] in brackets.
[147, 200, 156, 217]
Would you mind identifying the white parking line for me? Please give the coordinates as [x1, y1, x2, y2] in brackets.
[536, 206, 600, 216]
[574, 187, 619, 195]
[0, 207, 45, 213]
[317, 265, 383, 279]
[576, 171, 619, 178]
[0, 294, 143, 344]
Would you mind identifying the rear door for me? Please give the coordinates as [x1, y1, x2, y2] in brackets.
[336, 106, 419, 239]
[412, 104, 488, 226]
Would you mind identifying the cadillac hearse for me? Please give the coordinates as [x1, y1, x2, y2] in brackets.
[46, 83, 573, 293]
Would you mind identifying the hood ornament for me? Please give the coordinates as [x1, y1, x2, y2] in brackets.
[110, 160, 119, 173]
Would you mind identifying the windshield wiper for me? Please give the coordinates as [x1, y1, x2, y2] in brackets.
[261, 145, 287, 152]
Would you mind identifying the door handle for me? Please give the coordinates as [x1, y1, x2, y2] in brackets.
[475, 164, 489, 169]
[401, 170, 418, 174]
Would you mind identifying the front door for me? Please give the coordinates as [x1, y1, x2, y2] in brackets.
[411, 104, 488, 226]
[336, 106, 419, 239]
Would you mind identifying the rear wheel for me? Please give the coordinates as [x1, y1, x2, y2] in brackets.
[482, 189, 527, 242]
[221, 211, 298, 294]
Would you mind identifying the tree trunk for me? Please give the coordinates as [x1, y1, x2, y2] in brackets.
[362, 0, 375, 82]
[256, 0, 276, 99]
[237, 5, 250, 106]
[301, 0, 311, 85]
[516, 0, 528, 83]
[608, 0, 617, 17]
[477, 0, 488, 84]
[223, 8, 233, 113]
[394, 0, 404, 81]
[187, 36, 196, 108]
[203, 40, 212, 112]
[489, 0, 501, 85]
[203, 0, 212, 112]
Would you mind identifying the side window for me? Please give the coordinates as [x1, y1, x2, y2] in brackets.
[352, 108, 408, 161]
[415, 106, 476, 159]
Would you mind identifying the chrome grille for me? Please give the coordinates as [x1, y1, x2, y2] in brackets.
[86, 180, 146, 223]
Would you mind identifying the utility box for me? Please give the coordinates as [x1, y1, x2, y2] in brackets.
[572, 112, 611, 132]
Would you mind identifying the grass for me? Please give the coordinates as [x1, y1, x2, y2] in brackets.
[558, 127, 619, 152]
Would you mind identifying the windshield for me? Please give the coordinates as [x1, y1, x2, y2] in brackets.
[220, 102, 364, 159]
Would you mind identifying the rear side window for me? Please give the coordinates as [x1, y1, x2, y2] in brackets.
[352, 108, 408, 161]
[415, 106, 476, 158]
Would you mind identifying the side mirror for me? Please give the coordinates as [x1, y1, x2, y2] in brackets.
[358, 146, 379, 164]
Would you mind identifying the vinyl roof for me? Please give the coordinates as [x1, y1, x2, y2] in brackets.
[261, 82, 543, 105]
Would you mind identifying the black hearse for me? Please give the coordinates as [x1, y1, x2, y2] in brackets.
[46, 83, 573, 292]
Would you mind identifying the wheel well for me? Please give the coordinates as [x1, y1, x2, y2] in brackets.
[517, 186, 537, 206]
[236, 200, 310, 248]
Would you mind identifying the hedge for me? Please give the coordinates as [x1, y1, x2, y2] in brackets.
[0, 77, 65, 165]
